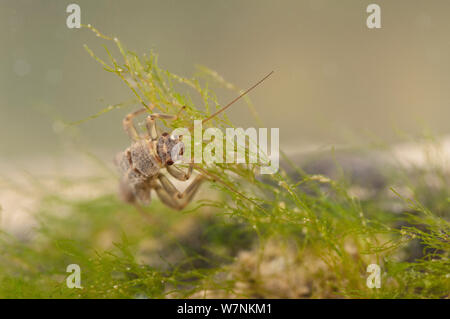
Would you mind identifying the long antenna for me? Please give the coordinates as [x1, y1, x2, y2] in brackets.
[191, 71, 274, 129]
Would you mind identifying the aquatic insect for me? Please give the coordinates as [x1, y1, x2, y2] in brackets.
[114, 71, 273, 210]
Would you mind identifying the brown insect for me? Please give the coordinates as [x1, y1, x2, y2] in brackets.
[114, 71, 273, 210]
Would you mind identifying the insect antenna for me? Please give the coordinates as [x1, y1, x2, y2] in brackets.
[188, 71, 274, 214]
[188, 70, 274, 131]
[190, 71, 274, 213]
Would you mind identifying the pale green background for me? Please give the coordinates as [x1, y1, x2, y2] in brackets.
[1, 0, 450, 160]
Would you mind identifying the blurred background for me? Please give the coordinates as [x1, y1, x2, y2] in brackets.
[1, 0, 450, 160]
[0, 1, 449, 299]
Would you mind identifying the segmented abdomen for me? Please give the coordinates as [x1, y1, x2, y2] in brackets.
[114, 140, 160, 202]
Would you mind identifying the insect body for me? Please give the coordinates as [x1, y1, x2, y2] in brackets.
[115, 108, 204, 210]
[114, 71, 273, 210]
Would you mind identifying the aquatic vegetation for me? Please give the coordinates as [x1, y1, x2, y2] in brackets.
[0, 26, 448, 299]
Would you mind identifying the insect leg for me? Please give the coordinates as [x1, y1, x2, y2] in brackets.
[145, 116, 159, 141]
[134, 183, 152, 205]
[148, 106, 186, 122]
[123, 108, 147, 141]
[145, 106, 187, 140]
[176, 175, 205, 202]
[153, 185, 181, 210]
[167, 164, 194, 181]
[155, 174, 205, 210]
[118, 177, 136, 203]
